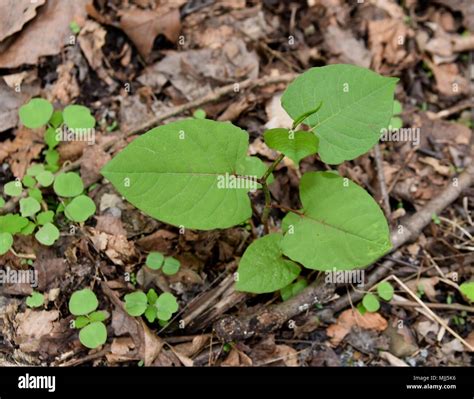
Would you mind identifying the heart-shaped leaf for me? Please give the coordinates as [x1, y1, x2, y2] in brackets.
[264, 128, 318, 165]
[35, 222, 60, 246]
[124, 291, 148, 316]
[235, 233, 301, 293]
[63, 105, 95, 130]
[53, 172, 84, 198]
[281, 65, 397, 164]
[19, 98, 54, 129]
[79, 321, 107, 349]
[101, 119, 256, 230]
[69, 289, 99, 316]
[281, 172, 391, 271]
[0, 232, 13, 255]
[362, 293, 380, 312]
[64, 195, 96, 222]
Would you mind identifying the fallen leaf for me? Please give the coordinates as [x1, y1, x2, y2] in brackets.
[119, 8, 181, 58]
[406, 277, 440, 301]
[47, 60, 80, 105]
[174, 335, 210, 358]
[15, 309, 60, 353]
[264, 93, 293, 130]
[89, 229, 137, 266]
[419, 157, 451, 176]
[325, 25, 371, 68]
[0, 0, 45, 42]
[80, 145, 111, 187]
[326, 309, 388, 346]
[380, 350, 409, 366]
[95, 215, 127, 236]
[0, 0, 90, 68]
[222, 348, 253, 366]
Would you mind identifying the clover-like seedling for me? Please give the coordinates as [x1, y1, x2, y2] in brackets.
[26, 291, 44, 308]
[359, 281, 395, 314]
[0, 99, 98, 255]
[69, 289, 108, 349]
[145, 252, 181, 276]
[124, 289, 179, 324]
[102, 64, 397, 296]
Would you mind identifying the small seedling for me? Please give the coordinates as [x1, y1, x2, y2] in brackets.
[0, 100, 98, 256]
[280, 278, 308, 301]
[69, 289, 108, 349]
[26, 291, 44, 308]
[102, 64, 397, 296]
[358, 281, 394, 313]
[124, 289, 179, 324]
[145, 252, 181, 276]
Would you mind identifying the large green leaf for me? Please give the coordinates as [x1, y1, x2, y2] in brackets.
[235, 233, 301, 293]
[101, 119, 256, 230]
[281, 65, 397, 164]
[264, 128, 318, 165]
[281, 172, 391, 271]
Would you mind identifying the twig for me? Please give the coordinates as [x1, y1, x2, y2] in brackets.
[389, 275, 474, 351]
[389, 300, 474, 313]
[374, 144, 391, 217]
[214, 164, 474, 341]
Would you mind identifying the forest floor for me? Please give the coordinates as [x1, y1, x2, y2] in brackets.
[0, 0, 473, 367]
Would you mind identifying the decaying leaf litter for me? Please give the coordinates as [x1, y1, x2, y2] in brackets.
[0, 0, 473, 367]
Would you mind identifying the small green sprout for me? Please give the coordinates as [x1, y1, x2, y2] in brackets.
[69, 289, 108, 349]
[145, 251, 181, 275]
[26, 291, 44, 308]
[124, 289, 179, 324]
[459, 282, 474, 302]
[359, 281, 394, 313]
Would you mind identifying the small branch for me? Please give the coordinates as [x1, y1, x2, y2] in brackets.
[374, 144, 391, 218]
[260, 153, 285, 232]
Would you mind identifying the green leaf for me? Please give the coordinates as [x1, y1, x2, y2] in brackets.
[64, 195, 96, 222]
[89, 311, 108, 323]
[36, 171, 54, 187]
[146, 288, 159, 305]
[162, 257, 180, 275]
[377, 281, 394, 301]
[19, 98, 54, 129]
[144, 305, 157, 323]
[27, 187, 43, 203]
[74, 316, 90, 328]
[146, 252, 164, 270]
[389, 116, 403, 130]
[235, 233, 301, 293]
[280, 278, 308, 301]
[0, 198, 5, 208]
[45, 149, 60, 169]
[35, 222, 59, 246]
[69, 289, 99, 316]
[0, 232, 13, 255]
[281, 172, 391, 271]
[38, 214, 51, 230]
[157, 309, 172, 321]
[460, 282, 474, 302]
[63, 105, 95, 130]
[193, 109, 206, 119]
[53, 172, 84, 197]
[69, 21, 81, 34]
[22, 175, 36, 188]
[0, 214, 29, 234]
[79, 321, 107, 349]
[101, 119, 255, 230]
[20, 197, 41, 217]
[4, 181, 22, 197]
[235, 156, 274, 186]
[26, 291, 44, 308]
[156, 292, 179, 314]
[45, 127, 60, 149]
[264, 128, 318, 165]
[281, 65, 397, 164]
[124, 291, 148, 316]
[357, 302, 367, 315]
[27, 164, 44, 176]
[393, 100, 402, 115]
[20, 221, 36, 235]
[362, 293, 380, 312]
[49, 111, 63, 128]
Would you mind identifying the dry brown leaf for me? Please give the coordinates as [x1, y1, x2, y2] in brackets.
[222, 348, 253, 366]
[418, 157, 451, 177]
[95, 215, 127, 236]
[0, 0, 90, 68]
[15, 309, 60, 353]
[264, 93, 293, 130]
[0, 0, 46, 42]
[325, 25, 371, 68]
[80, 145, 111, 187]
[425, 59, 469, 97]
[119, 8, 181, 58]
[78, 20, 115, 86]
[89, 229, 137, 266]
[0, 78, 40, 133]
[326, 309, 388, 346]
[47, 60, 80, 105]
[174, 335, 210, 358]
[406, 277, 440, 301]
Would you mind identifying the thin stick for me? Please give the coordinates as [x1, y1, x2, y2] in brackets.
[374, 143, 391, 217]
[389, 275, 474, 351]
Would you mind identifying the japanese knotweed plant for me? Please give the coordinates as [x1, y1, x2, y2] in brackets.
[102, 64, 398, 294]
[0, 99, 97, 255]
